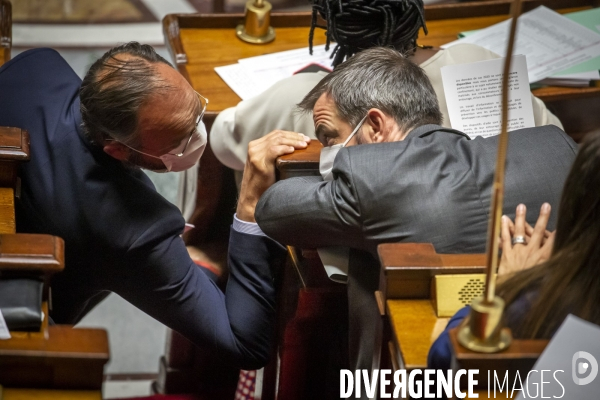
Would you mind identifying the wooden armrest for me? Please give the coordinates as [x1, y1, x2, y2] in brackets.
[0, 325, 110, 390]
[0, 234, 65, 274]
[0, 127, 30, 162]
[449, 327, 548, 389]
[0, 0, 11, 65]
[0, 127, 30, 188]
[276, 141, 322, 180]
[0, 234, 65, 301]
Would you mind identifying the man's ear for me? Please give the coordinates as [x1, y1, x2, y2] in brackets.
[364, 109, 388, 144]
[103, 141, 130, 161]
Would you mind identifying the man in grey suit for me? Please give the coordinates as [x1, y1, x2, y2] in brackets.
[250, 47, 577, 389]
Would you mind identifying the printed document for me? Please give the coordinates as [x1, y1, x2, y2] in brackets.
[443, 6, 600, 83]
[215, 45, 334, 100]
[441, 55, 534, 138]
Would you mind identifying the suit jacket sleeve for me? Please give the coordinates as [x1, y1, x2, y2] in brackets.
[108, 225, 286, 370]
[256, 149, 367, 251]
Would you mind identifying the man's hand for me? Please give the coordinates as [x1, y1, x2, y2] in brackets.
[498, 203, 555, 276]
[236, 130, 310, 222]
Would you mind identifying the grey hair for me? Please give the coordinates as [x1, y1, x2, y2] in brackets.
[298, 47, 442, 131]
[80, 42, 174, 146]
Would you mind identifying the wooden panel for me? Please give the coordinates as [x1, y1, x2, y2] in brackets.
[0, 234, 65, 273]
[0, 326, 109, 390]
[0, 127, 30, 161]
[3, 389, 101, 400]
[0, 187, 14, 233]
[386, 300, 447, 370]
[379, 243, 486, 298]
[0, 127, 31, 188]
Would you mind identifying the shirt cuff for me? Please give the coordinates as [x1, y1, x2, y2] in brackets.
[233, 213, 267, 237]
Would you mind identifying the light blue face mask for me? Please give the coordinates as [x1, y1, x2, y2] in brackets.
[319, 115, 368, 181]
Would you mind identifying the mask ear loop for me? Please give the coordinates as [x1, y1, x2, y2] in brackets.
[342, 114, 368, 147]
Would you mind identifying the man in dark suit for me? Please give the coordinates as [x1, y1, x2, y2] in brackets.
[0, 43, 310, 369]
[253, 47, 577, 383]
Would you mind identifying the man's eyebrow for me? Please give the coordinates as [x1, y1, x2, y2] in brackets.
[315, 125, 337, 141]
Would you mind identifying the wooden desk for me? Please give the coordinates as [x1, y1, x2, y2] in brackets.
[387, 299, 448, 371]
[164, 0, 600, 139]
[386, 302, 514, 399]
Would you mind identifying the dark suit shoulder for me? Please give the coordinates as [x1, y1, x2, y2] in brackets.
[1, 48, 73, 77]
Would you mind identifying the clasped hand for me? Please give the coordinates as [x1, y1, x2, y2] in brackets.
[236, 130, 311, 222]
[498, 203, 555, 276]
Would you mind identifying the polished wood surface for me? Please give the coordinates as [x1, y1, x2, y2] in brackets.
[178, 20, 329, 115]
[276, 140, 322, 179]
[0, 234, 64, 273]
[0, 127, 31, 189]
[165, 1, 599, 123]
[0, 0, 10, 66]
[3, 389, 101, 400]
[387, 299, 447, 370]
[0, 187, 14, 233]
[0, 326, 109, 390]
[379, 243, 486, 298]
[0, 127, 30, 161]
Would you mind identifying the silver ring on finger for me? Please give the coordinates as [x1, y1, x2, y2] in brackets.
[512, 235, 526, 245]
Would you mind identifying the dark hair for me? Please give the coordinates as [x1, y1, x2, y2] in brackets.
[298, 47, 441, 131]
[498, 132, 600, 338]
[80, 42, 173, 145]
[309, 0, 427, 67]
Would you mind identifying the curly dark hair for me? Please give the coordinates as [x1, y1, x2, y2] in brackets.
[309, 0, 427, 67]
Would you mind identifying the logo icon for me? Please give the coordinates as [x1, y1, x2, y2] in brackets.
[572, 351, 598, 386]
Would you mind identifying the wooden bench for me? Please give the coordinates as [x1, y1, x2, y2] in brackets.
[0, 125, 109, 394]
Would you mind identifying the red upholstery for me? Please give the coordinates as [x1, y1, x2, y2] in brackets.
[277, 287, 348, 400]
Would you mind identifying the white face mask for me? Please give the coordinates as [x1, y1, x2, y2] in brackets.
[122, 119, 208, 172]
[319, 115, 367, 181]
[159, 120, 207, 172]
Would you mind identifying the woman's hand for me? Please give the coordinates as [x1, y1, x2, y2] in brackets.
[498, 203, 555, 276]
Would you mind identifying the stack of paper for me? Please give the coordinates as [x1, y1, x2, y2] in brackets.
[441, 55, 535, 138]
[444, 6, 600, 84]
[215, 45, 335, 100]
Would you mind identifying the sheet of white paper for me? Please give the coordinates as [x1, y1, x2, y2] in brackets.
[515, 315, 600, 399]
[215, 44, 335, 100]
[441, 55, 534, 138]
[0, 309, 11, 340]
[214, 64, 266, 101]
[238, 44, 333, 67]
[443, 6, 600, 83]
[317, 247, 349, 284]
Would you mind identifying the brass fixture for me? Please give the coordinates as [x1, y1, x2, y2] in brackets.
[236, 0, 275, 44]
